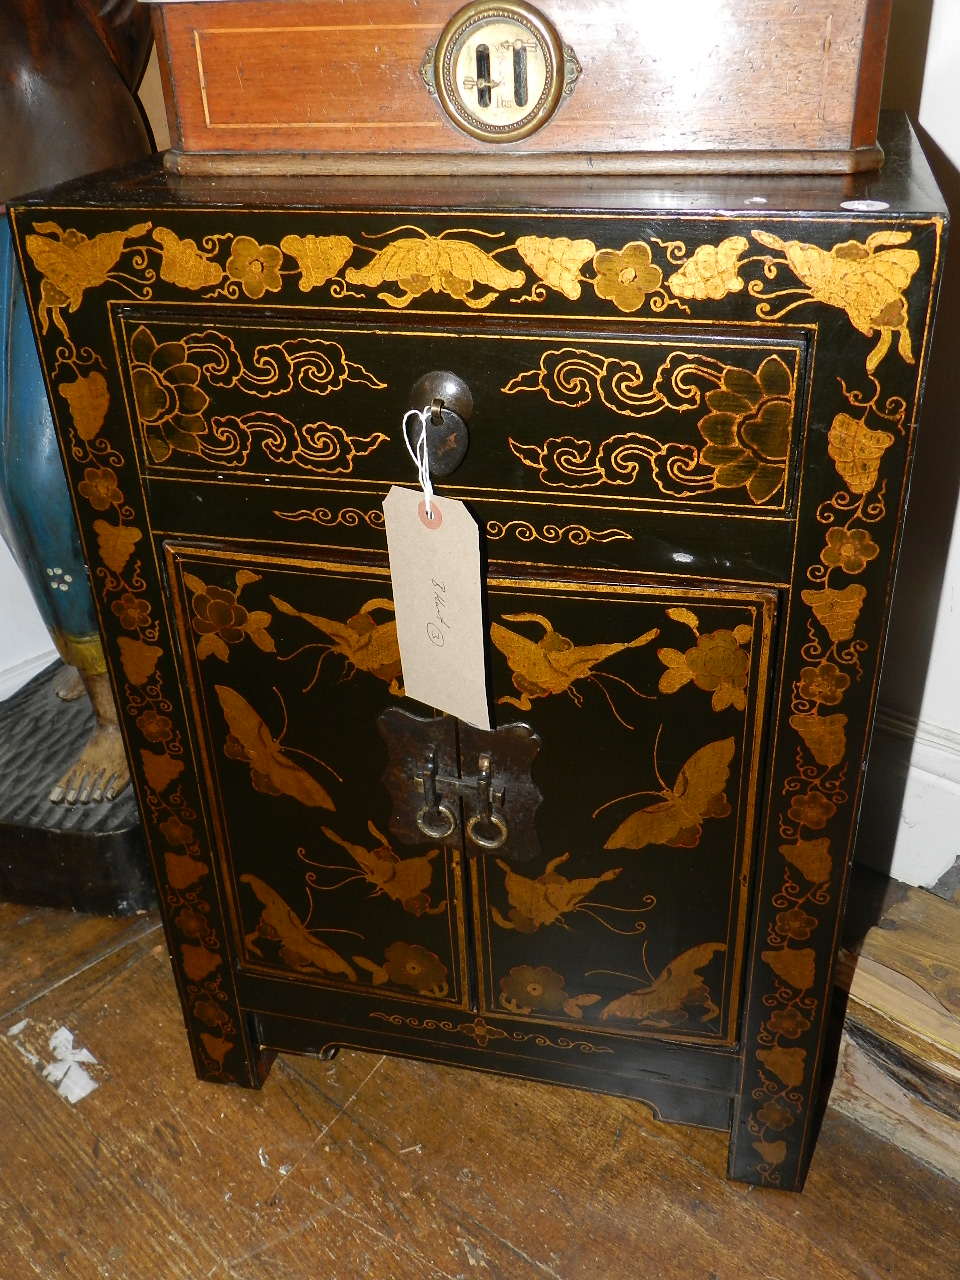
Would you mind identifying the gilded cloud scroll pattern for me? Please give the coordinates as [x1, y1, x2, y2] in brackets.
[505, 350, 796, 506]
[127, 324, 388, 471]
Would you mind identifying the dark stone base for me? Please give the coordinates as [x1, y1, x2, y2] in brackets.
[0, 661, 155, 915]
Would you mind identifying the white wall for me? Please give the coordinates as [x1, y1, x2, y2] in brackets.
[1, 25, 958, 888]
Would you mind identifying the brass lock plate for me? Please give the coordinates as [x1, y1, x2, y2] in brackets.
[422, 1, 581, 143]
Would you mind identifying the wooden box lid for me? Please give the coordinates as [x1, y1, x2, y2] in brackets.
[147, 0, 892, 176]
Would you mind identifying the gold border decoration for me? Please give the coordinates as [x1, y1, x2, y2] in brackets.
[743, 365, 910, 1186]
[370, 1012, 614, 1054]
[22, 218, 925, 361]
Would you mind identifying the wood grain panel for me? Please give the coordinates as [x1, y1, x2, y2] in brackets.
[154, 0, 883, 162]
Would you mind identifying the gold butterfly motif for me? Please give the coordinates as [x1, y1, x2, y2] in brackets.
[490, 612, 658, 727]
[241, 874, 357, 980]
[215, 684, 336, 809]
[599, 942, 726, 1026]
[599, 735, 735, 850]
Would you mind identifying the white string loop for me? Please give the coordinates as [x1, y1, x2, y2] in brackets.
[402, 405, 435, 517]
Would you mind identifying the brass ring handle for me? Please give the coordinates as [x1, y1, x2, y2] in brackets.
[466, 810, 508, 851]
[417, 801, 458, 841]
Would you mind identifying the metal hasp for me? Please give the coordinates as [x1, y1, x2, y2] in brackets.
[408, 370, 473, 477]
[377, 706, 542, 861]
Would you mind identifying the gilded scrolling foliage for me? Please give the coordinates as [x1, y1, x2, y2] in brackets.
[490, 611, 658, 727]
[128, 324, 388, 471]
[23, 220, 922, 357]
[368, 1012, 615, 1054]
[505, 349, 795, 505]
[597, 735, 735, 851]
[273, 505, 386, 532]
[485, 520, 632, 545]
[23, 241, 241, 1079]
[747, 372, 908, 1184]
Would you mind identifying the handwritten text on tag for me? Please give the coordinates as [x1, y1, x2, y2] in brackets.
[382, 486, 490, 729]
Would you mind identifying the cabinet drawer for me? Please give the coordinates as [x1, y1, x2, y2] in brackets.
[166, 542, 777, 1047]
[121, 312, 808, 516]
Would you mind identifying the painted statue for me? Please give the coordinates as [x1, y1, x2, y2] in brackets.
[0, 0, 153, 801]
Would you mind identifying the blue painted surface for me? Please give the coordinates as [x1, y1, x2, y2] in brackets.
[0, 217, 99, 639]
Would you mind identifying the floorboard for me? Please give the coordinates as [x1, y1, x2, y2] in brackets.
[1, 901, 957, 1280]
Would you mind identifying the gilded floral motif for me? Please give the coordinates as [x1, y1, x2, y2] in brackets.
[130, 327, 210, 463]
[111, 592, 151, 631]
[137, 710, 174, 744]
[506, 348, 796, 506]
[382, 942, 448, 996]
[786, 790, 837, 831]
[500, 965, 569, 1014]
[797, 663, 850, 706]
[592, 242, 663, 312]
[225, 235, 283, 299]
[185, 569, 274, 662]
[658, 612, 753, 713]
[820, 527, 880, 575]
[696, 355, 793, 504]
[78, 465, 122, 511]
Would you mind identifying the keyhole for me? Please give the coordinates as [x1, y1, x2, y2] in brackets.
[476, 43, 492, 108]
[513, 42, 528, 107]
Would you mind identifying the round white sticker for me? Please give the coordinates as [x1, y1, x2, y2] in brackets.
[840, 200, 890, 212]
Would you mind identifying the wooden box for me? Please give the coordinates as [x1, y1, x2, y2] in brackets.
[9, 115, 945, 1191]
[147, 0, 892, 175]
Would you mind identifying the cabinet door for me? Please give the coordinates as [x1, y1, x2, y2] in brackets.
[165, 544, 472, 1011]
[472, 573, 778, 1046]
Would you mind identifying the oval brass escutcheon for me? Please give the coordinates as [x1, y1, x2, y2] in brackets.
[422, 1, 580, 143]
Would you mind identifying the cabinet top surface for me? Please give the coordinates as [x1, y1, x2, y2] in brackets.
[9, 115, 946, 221]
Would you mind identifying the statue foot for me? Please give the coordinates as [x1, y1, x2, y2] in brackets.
[53, 665, 86, 702]
[50, 723, 130, 804]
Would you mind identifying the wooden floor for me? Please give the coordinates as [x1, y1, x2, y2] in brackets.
[1, 902, 957, 1280]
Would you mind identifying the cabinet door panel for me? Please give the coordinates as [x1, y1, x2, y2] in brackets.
[165, 544, 472, 1011]
[473, 574, 779, 1046]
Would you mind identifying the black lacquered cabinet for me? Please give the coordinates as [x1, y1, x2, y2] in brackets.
[10, 116, 945, 1189]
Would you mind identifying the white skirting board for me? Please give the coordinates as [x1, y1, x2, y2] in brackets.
[856, 708, 960, 889]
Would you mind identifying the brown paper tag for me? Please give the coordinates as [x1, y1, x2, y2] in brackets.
[382, 486, 491, 729]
